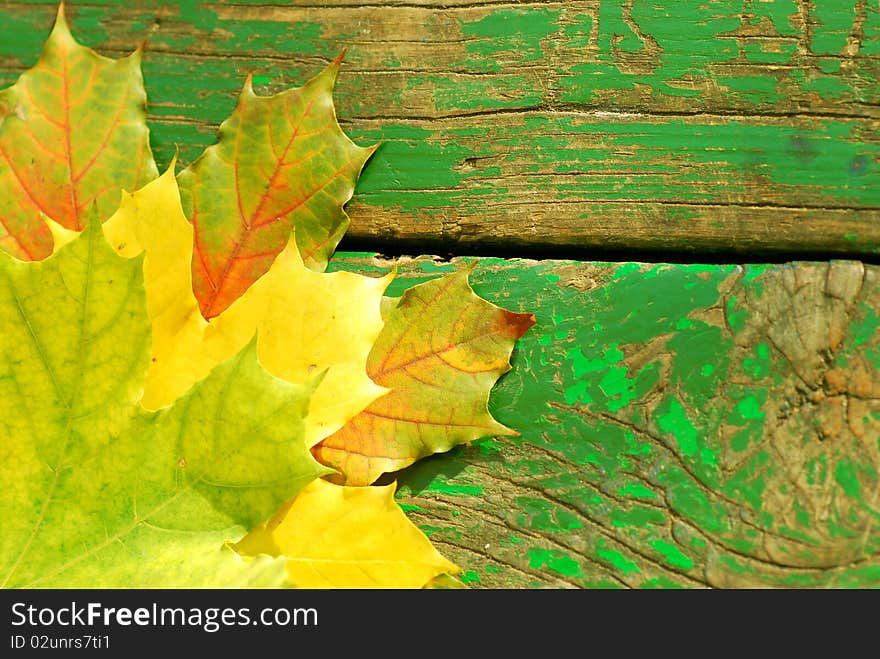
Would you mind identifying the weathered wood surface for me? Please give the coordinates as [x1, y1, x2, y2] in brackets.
[329, 254, 880, 588]
[1, 1, 878, 258]
[1, 2, 879, 588]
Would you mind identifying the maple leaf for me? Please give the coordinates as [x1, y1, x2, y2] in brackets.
[0, 7, 531, 589]
[177, 54, 375, 319]
[314, 271, 536, 485]
[234, 478, 459, 588]
[102, 165, 391, 447]
[0, 4, 156, 261]
[0, 220, 330, 587]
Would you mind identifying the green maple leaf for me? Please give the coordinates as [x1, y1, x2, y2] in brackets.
[0, 6, 533, 588]
[0, 220, 329, 588]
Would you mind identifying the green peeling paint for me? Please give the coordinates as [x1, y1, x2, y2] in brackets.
[562, 14, 594, 50]
[656, 396, 700, 458]
[3, 2, 878, 591]
[460, 8, 562, 71]
[423, 480, 483, 497]
[596, 541, 641, 577]
[4, 1, 876, 236]
[743, 343, 771, 380]
[611, 505, 665, 529]
[811, 2, 857, 55]
[617, 482, 656, 500]
[527, 548, 584, 579]
[331, 248, 880, 588]
[834, 461, 862, 500]
[649, 539, 695, 571]
[459, 570, 481, 585]
[517, 497, 584, 533]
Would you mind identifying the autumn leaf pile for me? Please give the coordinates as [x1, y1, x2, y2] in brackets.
[0, 6, 534, 589]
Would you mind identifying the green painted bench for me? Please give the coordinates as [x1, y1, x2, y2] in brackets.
[2, 0, 878, 588]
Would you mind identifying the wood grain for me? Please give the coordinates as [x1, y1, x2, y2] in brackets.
[330, 254, 880, 588]
[1, 1, 879, 588]
[1, 0, 877, 258]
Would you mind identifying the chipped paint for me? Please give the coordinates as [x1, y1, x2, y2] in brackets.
[3, 2, 878, 590]
[3, 2, 876, 257]
[334, 256, 880, 588]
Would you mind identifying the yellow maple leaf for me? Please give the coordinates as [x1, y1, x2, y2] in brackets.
[234, 478, 460, 588]
[46, 167, 459, 589]
[101, 164, 392, 447]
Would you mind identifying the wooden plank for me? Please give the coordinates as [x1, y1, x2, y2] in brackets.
[1, 1, 878, 258]
[1, 2, 878, 589]
[328, 253, 880, 588]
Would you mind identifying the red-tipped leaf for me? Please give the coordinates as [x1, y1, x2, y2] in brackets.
[177, 54, 375, 319]
[0, 4, 156, 260]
